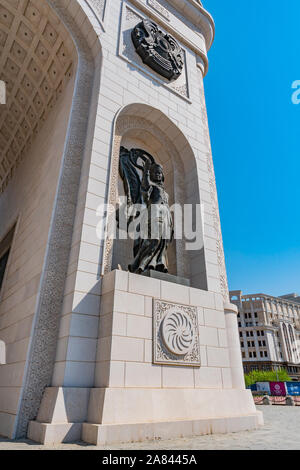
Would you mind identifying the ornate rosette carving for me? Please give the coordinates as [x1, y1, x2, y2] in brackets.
[153, 299, 201, 366]
[162, 310, 195, 355]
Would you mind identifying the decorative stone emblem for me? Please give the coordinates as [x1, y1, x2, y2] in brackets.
[153, 300, 201, 366]
[131, 19, 184, 81]
[162, 310, 195, 355]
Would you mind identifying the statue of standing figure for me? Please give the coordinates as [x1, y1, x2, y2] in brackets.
[119, 147, 173, 274]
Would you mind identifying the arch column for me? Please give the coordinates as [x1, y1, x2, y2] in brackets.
[13, 0, 101, 439]
[224, 303, 246, 390]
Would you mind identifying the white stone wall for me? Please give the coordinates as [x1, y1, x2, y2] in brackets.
[0, 75, 76, 437]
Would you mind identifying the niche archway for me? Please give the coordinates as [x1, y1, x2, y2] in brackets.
[104, 103, 208, 290]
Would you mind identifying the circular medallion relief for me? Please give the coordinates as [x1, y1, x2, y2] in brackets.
[162, 310, 195, 356]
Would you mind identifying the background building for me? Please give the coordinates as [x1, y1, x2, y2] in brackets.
[230, 291, 300, 380]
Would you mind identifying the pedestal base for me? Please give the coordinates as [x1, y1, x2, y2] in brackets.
[27, 386, 90, 444]
[28, 421, 82, 445]
[82, 414, 262, 446]
[27, 386, 263, 445]
[26, 272, 264, 445]
[82, 387, 263, 445]
[142, 270, 191, 286]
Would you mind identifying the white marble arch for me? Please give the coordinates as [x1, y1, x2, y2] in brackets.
[106, 103, 208, 290]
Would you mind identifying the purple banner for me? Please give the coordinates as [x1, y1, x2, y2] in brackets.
[270, 382, 286, 396]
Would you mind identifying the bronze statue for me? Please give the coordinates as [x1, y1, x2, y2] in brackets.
[119, 147, 173, 274]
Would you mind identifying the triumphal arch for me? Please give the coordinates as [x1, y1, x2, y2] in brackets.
[0, 0, 262, 444]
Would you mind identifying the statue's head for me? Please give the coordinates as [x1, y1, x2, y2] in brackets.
[150, 163, 164, 183]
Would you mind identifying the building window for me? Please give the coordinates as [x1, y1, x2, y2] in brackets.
[260, 351, 264, 358]
[257, 331, 260, 336]
[289, 325, 296, 349]
[0, 225, 15, 294]
[264, 351, 268, 358]
[261, 331, 265, 336]
[241, 342, 244, 348]
[254, 312, 258, 318]
[283, 323, 293, 362]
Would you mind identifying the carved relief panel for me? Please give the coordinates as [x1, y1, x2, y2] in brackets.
[153, 299, 201, 366]
[119, 2, 190, 100]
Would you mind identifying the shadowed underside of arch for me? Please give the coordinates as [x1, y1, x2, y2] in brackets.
[0, 0, 76, 193]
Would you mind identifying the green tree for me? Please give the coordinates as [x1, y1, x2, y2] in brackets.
[244, 369, 291, 388]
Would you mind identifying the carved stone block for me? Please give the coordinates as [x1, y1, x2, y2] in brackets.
[153, 299, 201, 366]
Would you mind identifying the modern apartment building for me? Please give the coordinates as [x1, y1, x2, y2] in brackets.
[230, 291, 300, 380]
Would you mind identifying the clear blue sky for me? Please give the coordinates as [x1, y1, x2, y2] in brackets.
[204, 0, 300, 297]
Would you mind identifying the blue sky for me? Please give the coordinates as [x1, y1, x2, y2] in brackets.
[204, 0, 300, 297]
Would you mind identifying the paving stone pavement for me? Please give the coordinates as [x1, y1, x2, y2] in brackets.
[0, 407, 300, 450]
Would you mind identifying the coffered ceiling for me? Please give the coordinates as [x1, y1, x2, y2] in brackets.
[0, 0, 76, 193]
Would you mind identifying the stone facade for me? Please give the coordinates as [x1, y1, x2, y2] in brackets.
[0, 0, 262, 444]
[230, 290, 300, 380]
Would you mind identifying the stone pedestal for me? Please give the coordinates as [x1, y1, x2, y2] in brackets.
[29, 270, 262, 445]
[82, 388, 262, 446]
[81, 270, 262, 445]
[27, 387, 90, 444]
[142, 270, 191, 286]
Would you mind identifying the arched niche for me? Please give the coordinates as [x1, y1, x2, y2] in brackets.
[104, 103, 208, 290]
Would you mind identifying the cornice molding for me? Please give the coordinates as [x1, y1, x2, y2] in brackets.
[165, 0, 215, 50]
